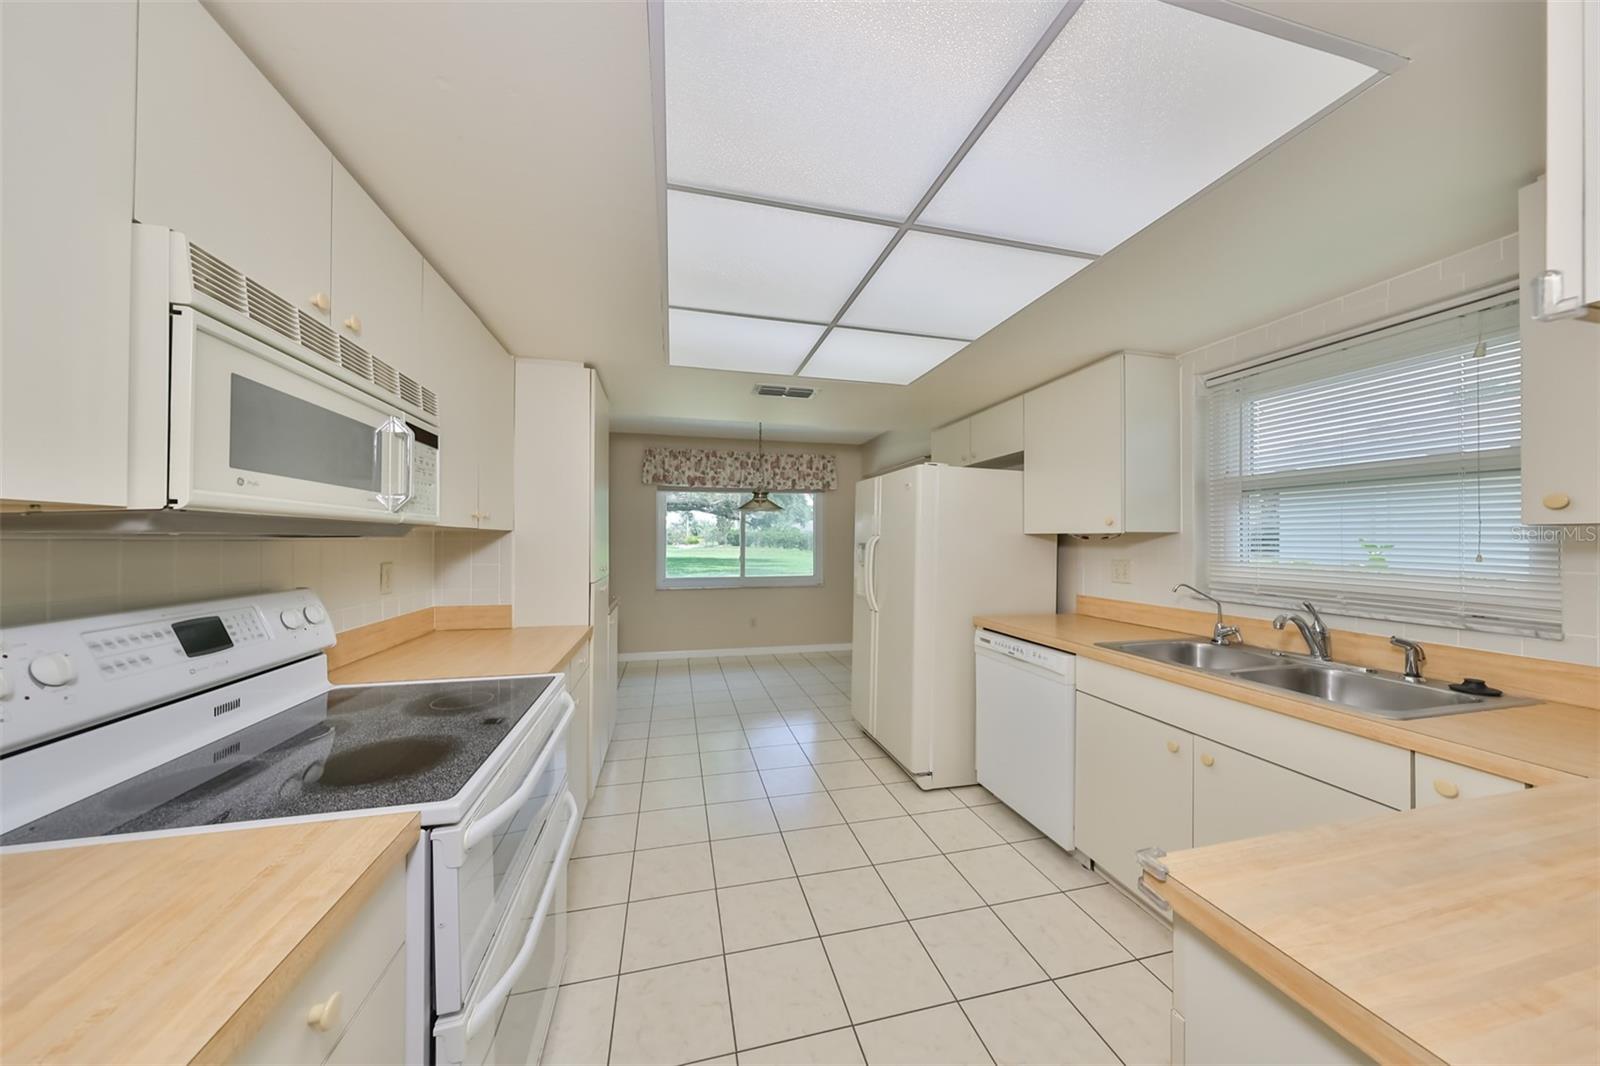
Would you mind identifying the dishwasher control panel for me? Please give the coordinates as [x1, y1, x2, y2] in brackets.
[975, 629, 1074, 674]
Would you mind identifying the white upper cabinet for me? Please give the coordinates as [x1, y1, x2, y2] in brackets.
[1532, 0, 1600, 320]
[1023, 352, 1179, 535]
[930, 420, 971, 465]
[332, 164, 424, 379]
[1, 0, 137, 507]
[423, 263, 513, 530]
[1520, 180, 1600, 525]
[135, 0, 332, 320]
[931, 396, 1023, 467]
[969, 396, 1024, 463]
[591, 379, 611, 581]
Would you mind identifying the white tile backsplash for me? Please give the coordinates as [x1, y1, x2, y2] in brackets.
[1059, 233, 1600, 667]
[1, 526, 515, 633]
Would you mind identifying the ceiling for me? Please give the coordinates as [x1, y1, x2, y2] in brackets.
[207, 0, 1544, 448]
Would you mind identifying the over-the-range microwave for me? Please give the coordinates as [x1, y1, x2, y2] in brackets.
[123, 224, 439, 526]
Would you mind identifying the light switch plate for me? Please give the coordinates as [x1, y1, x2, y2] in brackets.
[379, 561, 394, 596]
[1110, 559, 1132, 584]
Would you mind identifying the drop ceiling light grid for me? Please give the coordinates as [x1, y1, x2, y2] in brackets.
[657, 0, 1401, 385]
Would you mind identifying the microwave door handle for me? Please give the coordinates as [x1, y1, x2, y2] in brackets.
[373, 418, 399, 512]
[395, 418, 416, 512]
[464, 789, 580, 1042]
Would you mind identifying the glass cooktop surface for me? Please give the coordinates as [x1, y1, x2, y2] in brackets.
[1, 675, 555, 847]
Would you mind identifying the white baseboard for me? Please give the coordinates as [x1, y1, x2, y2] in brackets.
[619, 642, 851, 663]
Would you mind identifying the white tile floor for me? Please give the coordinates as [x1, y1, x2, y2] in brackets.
[547, 652, 1173, 1066]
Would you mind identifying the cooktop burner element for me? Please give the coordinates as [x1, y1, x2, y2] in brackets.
[1, 674, 554, 846]
[410, 689, 498, 716]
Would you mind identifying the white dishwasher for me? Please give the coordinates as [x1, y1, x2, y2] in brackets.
[974, 629, 1076, 848]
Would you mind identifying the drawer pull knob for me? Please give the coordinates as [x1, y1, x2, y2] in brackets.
[307, 991, 342, 1032]
[1166, 740, 1179, 754]
[1433, 779, 1460, 800]
[1200, 753, 1215, 767]
[1542, 492, 1571, 511]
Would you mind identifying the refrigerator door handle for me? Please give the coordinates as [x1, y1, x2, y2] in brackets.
[864, 534, 882, 613]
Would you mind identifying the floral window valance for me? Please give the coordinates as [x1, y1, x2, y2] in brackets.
[641, 447, 838, 492]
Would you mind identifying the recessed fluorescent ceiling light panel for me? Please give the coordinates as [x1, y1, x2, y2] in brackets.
[843, 232, 1092, 340]
[667, 190, 894, 322]
[919, 0, 1383, 253]
[801, 329, 967, 387]
[668, 308, 825, 375]
[661, 0, 1397, 384]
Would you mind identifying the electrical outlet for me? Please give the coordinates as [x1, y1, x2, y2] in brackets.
[1110, 558, 1133, 585]
[379, 561, 394, 596]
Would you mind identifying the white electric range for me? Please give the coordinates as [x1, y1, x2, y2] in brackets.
[0, 589, 577, 1065]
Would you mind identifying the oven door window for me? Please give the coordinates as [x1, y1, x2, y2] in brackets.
[431, 708, 569, 1016]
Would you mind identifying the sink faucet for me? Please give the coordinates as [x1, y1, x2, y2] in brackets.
[1390, 636, 1427, 682]
[1172, 583, 1242, 646]
[1273, 601, 1331, 660]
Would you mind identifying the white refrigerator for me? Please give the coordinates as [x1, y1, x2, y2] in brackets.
[852, 464, 1057, 790]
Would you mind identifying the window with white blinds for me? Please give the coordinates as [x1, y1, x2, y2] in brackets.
[1202, 296, 1563, 639]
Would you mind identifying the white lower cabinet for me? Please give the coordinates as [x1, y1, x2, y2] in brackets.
[1172, 920, 1368, 1065]
[1074, 693, 1193, 893]
[1192, 740, 1392, 848]
[1413, 753, 1525, 808]
[1074, 662, 1410, 899]
[233, 864, 406, 1065]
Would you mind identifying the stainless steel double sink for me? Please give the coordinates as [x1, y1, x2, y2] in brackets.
[1096, 638, 1532, 720]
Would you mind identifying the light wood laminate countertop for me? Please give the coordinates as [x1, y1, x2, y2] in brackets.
[974, 613, 1600, 785]
[1147, 782, 1600, 1065]
[328, 624, 592, 685]
[0, 812, 418, 1065]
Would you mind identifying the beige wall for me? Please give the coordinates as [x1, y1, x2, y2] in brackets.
[0, 527, 511, 633]
[609, 433, 862, 655]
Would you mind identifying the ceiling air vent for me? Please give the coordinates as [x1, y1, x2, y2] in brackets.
[188, 245, 247, 312]
[297, 313, 339, 363]
[245, 279, 298, 345]
[338, 336, 373, 381]
[754, 384, 816, 399]
[370, 357, 399, 395]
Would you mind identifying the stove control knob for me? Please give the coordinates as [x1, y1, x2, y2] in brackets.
[28, 653, 77, 688]
[303, 604, 328, 626]
[280, 608, 307, 630]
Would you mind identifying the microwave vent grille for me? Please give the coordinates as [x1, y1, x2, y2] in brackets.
[244, 279, 298, 345]
[297, 313, 339, 362]
[420, 386, 438, 417]
[370, 357, 399, 395]
[188, 245, 247, 313]
[398, 374, 421, 406]
[338, 337, 373, 381]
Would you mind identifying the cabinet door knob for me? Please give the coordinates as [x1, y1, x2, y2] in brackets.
[1166, 740, 1179, 754]
[343, 313, 362, 334]
[310, 292, 331, 313]
[1105, 517, 1116, 527]
[1542, 492, 1572, 511]
[1433, 779, 1460, 800]
[1200, 753, 1215, 767]
[306, 990, 342, 1032]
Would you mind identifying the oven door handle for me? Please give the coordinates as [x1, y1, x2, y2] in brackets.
[458, 692, 576, 856]
[465, 788, 580, 1042]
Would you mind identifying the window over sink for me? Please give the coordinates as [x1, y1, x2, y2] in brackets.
[1202, 294, 1563, 639]
[656, 489, 822, 589]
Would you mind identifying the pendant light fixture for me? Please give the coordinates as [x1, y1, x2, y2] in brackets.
[739, 422, 783, 513]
